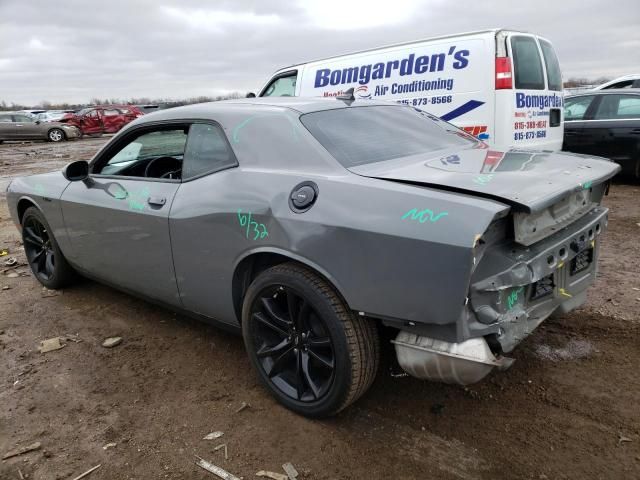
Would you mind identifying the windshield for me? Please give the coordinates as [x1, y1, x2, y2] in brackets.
[300, 105, 476, 168]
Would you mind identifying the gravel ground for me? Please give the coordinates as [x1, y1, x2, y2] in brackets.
[1, 137, 639, 480]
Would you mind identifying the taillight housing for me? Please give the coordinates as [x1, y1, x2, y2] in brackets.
[495, 57, 513, 89]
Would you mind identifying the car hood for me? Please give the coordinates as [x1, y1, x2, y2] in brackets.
[349, 147, 621, 213]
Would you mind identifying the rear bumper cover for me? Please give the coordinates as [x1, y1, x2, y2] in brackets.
[469, 205, 608, 352]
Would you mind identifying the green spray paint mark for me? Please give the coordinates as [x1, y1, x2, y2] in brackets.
[582, 180, 593, 190]
[127, 186, 150, 212]
[112, 187, 128, 200]
[506, 286, 525, 310]
[34, 184, 46, 196]
[473, 174, 494, 186]
[402, 208, 448, 224]
[237, 209, 268, 240]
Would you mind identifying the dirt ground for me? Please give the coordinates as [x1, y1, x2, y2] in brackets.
[1, 137, 639, 480]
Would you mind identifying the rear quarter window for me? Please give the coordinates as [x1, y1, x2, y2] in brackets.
[511, 36, 545, 90]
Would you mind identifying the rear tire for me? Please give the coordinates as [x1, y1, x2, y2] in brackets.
[22, 207, 76, 289]
[48, 128, 65, 142]
[242, 262, 379, 417]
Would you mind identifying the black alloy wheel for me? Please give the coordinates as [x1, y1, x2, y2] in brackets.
[242, 262, 380, 418]
[21, 207, 76, 289]
[250, 285, 336, 402]
[23, 215, 55, 282]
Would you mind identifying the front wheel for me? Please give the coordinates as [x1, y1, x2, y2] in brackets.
[242, 263, 379, 417]
[48, 128, 65, 142]
[22, 207, 76, 289]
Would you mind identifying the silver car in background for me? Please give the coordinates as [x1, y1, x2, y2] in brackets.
[0, 112, 80, 143]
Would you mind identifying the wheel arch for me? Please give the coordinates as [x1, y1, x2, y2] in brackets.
[17, 197, 41, 224]
[231, 247, 352, 324]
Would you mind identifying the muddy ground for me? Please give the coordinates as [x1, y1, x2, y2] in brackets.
[0, 137, 638, 480]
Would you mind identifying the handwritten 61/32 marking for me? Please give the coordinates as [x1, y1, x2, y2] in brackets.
[237, 209, 269, 240]
[402, 208, 448, 224]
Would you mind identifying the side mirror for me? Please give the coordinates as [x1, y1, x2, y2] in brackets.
[35, 120, 41, 125]
[63, 160, 89, 181]
[246, 92, 256, 98]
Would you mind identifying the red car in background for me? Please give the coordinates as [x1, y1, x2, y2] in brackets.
[61, 105, 144, 136]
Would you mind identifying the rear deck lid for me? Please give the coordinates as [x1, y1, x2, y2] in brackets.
[349, 146, 620, 213]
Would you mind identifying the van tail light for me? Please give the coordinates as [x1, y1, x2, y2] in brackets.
[495, 57, 513, 89]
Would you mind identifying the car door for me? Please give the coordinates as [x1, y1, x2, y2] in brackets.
[102, 108, 123, 133]
[80, 109, 103, 134]
[0, 113, 15, 139]
[563, 95, 598, 154]
[12, 114, 42, 139]
[60, 124, 189, 304]
[587, 94, 640, 174]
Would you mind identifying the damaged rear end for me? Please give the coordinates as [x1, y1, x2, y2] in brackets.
[354, 148, 620, 385]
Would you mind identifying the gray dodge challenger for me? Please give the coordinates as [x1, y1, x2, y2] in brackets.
[6, 97, 620, 417]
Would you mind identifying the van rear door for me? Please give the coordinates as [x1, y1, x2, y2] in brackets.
[494, 33, 564, 150]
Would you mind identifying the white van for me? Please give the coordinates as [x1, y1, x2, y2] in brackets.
[257, 29, 564, 150]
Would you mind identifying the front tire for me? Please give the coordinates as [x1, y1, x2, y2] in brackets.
[242, 262, 379, 417]
[22, 207, 76, 289]
[48, 128, 65, 142]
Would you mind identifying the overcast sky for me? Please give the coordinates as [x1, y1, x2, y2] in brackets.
[0, 0, 638, 105]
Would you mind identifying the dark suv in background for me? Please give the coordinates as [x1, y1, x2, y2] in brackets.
[563, 89, 640, 178]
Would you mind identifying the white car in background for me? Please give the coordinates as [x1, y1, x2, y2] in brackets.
[593, 74, 640, 90]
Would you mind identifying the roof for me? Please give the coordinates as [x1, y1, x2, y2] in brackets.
[269, 28, 529, 72]
[566, 88, 640, 97]
[139, 97, 398, 122]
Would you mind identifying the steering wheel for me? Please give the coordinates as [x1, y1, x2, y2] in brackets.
[144, 156, 182, 179]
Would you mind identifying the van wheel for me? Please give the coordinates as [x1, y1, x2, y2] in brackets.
[48, 128, 65, 142]
[242, 262, 379, 418]
[22, 207, 76, 289]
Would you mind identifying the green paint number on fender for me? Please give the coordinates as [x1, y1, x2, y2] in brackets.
[402, 208, 448, 224]
[237, 209, 269, 240]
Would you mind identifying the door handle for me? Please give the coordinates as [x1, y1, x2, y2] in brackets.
[631, 128, 640, 135]
[565, 130, 580, 137]
[15, 124, 23, 127]
[147, 196, 166, 207]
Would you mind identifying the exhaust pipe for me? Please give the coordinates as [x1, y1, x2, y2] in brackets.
[391, 331, 514, 385]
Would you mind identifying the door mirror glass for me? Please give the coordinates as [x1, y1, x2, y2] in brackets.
[63, 160, 90, 181]
[246, 92, 256, 98]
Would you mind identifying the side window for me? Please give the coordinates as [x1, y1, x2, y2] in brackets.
[13, 115, 33, 123]
[87, 110, 100, 118]
[97, 128, 188, 178]
[595, 95, 640, 120]
[103, 109, 120, 116]
[262, 73, 297, 97]
[182, 123, 236, 179]
[564, 96, 595, 121]
[539, 40, 562, 91]
[510, 36, 545, 90]
[0, 114, 12, 122]
[602, 80, 634, 89]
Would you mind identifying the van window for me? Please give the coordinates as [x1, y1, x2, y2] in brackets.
[511, 36, 545, 90]
[539, 40, 562, 91]
[262, 73, 297, 97]
[300, 106, 475, 168]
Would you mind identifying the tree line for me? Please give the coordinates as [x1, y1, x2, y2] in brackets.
[0, 92, 244, 112]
